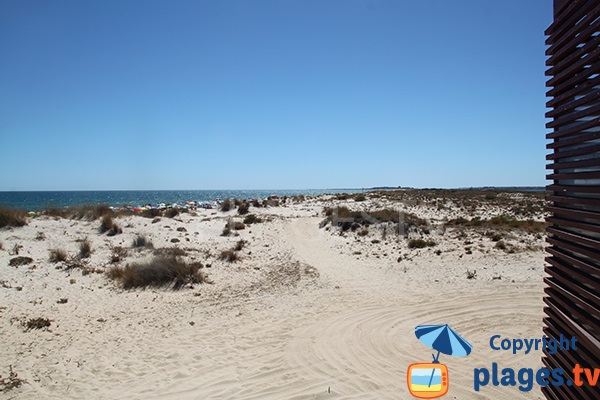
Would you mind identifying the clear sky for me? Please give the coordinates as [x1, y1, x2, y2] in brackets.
[0, 0, 552, 191]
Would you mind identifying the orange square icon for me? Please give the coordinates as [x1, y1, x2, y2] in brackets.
[406, 362, 449, 399]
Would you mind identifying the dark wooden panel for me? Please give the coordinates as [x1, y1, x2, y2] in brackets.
[543, 2, 599, 398]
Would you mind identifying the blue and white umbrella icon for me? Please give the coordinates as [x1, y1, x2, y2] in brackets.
[415, 324, 473, 387]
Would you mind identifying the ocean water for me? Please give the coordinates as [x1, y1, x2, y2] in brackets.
[0, 189, 364, 211]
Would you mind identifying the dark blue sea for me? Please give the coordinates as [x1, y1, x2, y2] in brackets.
[0, 189, 364, 211]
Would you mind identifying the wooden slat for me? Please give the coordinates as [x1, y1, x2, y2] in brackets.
[547, 39, 600, 88]
[544, 313, 600, 366]
[546, 116, 600, 139]
[547, 205, 600, 221]
[546, 195, 600, 209]
[545, 142, 600, 160]
[546, 171, 600, 180]
[546, 0, 597, 39]
[547, 184, 600, 194]
[546, 73, 600, 109]
[546, 3, 600, 52]
[547, 130, 600, 149]
[546, 156, 600, 170]
[546, 32, 600, 73]
[546, 266, 600, 309]
[546, 216, 600, 235]
[546, 60, 600, 98]
[546, 101, 600, 129]
[546, 247, 600, 279]
[545, 89, 600, 119]
[547, 227, 600, 252]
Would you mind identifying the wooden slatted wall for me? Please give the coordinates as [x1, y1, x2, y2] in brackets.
[544, 0, 600, 398]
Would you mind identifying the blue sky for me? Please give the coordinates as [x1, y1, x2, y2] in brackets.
[0, 0, 552, 191]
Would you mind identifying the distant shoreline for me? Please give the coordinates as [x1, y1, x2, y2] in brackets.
[0, 187, 546, 211]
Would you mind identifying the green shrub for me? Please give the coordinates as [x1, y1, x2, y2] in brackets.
[106, 256, 205, 289]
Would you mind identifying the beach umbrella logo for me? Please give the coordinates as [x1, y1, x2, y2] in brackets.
[407, 324, 473, 399]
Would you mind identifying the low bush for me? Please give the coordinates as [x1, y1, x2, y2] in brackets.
[164, 208, 179, 218]
[9, 256, 33, 267]
[25, 317, 51, 330]
[446, 215, 545, 232]
[243, 214, 263, 224]
[223, 219, 245, 234]
[106, 256, 205, 289]
[220, 199, 232, 212]
[234, 240, 246, 251]
[408, 239, 437, 249]
[238, 203, 250, 215]
[0, 208, 27, 228]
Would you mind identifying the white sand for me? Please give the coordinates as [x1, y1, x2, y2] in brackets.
[1, 194, 546, 399]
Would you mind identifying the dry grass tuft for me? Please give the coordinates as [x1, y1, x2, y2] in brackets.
[237, 202, 249, 215]
[0, 208, 27, 228]
[132, 235, 153, 248]
[106, 256, 205, 289]
[220, 199, 232, 212]
[109, 245, 128, 263]
[49, 248, 68, 263]
[219, 250, 239, 262]
[79, 238, 92, 258]
[0, 365, 26, 392]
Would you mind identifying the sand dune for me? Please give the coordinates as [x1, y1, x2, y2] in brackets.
[1, 192, 547, 399]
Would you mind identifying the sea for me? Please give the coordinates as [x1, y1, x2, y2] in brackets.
[0, 189, 365, 211]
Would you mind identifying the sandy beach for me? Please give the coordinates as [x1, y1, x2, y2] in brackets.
[1, 190, 547, 399]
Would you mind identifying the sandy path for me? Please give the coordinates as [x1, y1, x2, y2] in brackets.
[1, 215, 546, 399]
